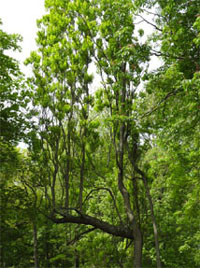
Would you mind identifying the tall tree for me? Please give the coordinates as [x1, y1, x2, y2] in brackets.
[23, 0, 200, 267]
[25, 0, 155, 267]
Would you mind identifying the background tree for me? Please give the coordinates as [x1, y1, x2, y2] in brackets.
[137, 0, 200, 266]
[0, 19, 30, 145]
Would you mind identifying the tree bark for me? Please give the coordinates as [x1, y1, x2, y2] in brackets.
[75, 249, 80, 268]
[142, 176, 162, 268]
[33, 222, 39, 268]
[52, 210, 143, 267]
[78, 143, 85, 211]
[51, 211, 134, 239]
[133, 229, 143, 268]
[44, 220, 50, 268]
[116, 123, 143, 268]
[134, 166, 162, 268]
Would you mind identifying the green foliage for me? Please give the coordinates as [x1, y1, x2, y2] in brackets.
[0, 20, 30, 145]
[1, 0, 200, 267]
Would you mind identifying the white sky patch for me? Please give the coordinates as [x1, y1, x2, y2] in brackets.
[0, 0, 46, 74]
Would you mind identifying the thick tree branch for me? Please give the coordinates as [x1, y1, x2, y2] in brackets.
[50, 211, 133, 239]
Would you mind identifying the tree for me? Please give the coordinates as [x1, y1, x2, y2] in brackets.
[137, 0, 200, 266]
[0, 19, 40, 268]
[0, 19, 27, 144]
[25, 1, 162, 267]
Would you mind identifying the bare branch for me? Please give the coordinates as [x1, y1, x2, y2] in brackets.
[136, 14, 162, 32]
[134, 20, 145, 25]
[142, 9, 164, 18]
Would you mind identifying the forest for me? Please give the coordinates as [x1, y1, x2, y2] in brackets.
[0, 0, 200, 267]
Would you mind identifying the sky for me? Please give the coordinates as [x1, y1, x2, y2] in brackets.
[0, 1, 160, 74]
[0, 0, 46, 73]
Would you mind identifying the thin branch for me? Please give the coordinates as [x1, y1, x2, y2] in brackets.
[136, 14, 162, 32]
[83, 187, 123, 225]
[150, 49, 185, 60]
[67, 227, 96, 245]
[134, 20, 146, 25]
[58, 207, 83, 216]
[141, 89, 179, 118]
[142, 9, 164, 18]
[86, 152, 107, 181]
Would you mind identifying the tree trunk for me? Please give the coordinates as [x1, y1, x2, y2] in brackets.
[65, 122, 71, 208]
[133, 229, 143, 268]
[142, 176, 162, 268]
[33, 222, 39, 268]
[78, 143, 85, 211]
[75, 249, 80, 268]
[45, 223, 50, 268]
[130, 162, 162, 268]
